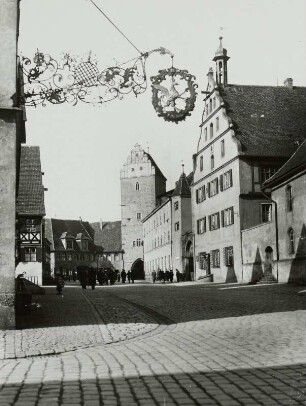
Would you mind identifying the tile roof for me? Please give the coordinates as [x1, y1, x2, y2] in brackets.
[172, 171, 192, 197]
[144, 152, 167, 180]
[16, 146, 45, 216]
[49, 218, 96, 252]
[220, 84, 306, 157]
[91, 221, 122, 252]
[263, 139, 306, 188]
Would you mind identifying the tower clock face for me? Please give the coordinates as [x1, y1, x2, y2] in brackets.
[151, 67, 198, 123]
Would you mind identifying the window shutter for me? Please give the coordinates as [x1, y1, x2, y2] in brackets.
[197, 220, 200, 234]
[204, 217, 206, 232]
[203, 185, 206, 200]
[220, 174, 223, 191]
[217, 213, 220, 228]
[207, 183, 211, 198]
[215, 177, 219, 193]
[229, 169, 233, 187]
[231, 207, 234, 224]
[196, 189, 199, 204]
[221, 210, 224, 227]
[208, 215, 212, 231]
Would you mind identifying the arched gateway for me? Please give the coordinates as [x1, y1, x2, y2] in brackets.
[131, 258, 145, 280]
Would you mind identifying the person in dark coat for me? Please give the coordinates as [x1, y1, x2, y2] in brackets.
[165, 270, 170, 282]
[160, 270, 165, 283]
[169, 269, 174, 282]
[88, 268, 97, 290]
[152, 270, 157, 283]
[121, 269, 126, 283]
[55, 273, 65, 296]
[131, 269, 135, 283]
[79, 269, 88, 289]
[176, 269, 180, 283]
[127, 270, 131, 283]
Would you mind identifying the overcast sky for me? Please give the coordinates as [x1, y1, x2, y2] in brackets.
[19, 0, 306, 222]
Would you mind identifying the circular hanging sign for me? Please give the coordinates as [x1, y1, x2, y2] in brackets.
[151, 67, 197, 123]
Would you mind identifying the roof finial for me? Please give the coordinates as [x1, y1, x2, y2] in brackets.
[182, 162, 185, 173]
[219, 36, 223, 46]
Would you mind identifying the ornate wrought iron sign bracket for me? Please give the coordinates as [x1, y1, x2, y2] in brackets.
[20, 47, 197, 123]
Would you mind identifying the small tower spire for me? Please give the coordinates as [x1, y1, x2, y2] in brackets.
[213, 36, 230, 86]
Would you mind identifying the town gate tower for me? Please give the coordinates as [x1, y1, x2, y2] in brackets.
[120, 144, 166, 278]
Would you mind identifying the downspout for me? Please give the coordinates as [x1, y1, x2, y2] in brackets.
[261, 191, 279, 282]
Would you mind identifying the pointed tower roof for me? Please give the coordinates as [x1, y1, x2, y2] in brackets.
[172, 170, 192, 197]
[213, 36, 230, 61]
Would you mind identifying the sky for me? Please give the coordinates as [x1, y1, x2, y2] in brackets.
[19, 0, 306, 222]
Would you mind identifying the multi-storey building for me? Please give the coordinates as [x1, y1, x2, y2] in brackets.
[91, 221, 124, 271]
[45, 218, 104, 279]
[15, 146, 46, 286]
[242, 140, 306, 284]
[143, 169, 193, 281]
[120, 144, 166, 278]
[192, 38, 306, 283]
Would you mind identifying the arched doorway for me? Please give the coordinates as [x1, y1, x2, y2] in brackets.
[185, 240, 194, 281]
[264, 246, 273, 274]
[131, 258, 145, 280]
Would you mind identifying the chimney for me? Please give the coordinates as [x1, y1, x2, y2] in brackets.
[284, 78, 293, 89]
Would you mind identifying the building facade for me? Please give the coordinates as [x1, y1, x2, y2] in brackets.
[143, 198, 172, 279]
[242, 140, 306, 284]
[143, 170, 193, 281]
[91, 221, 124, 271]
[15, 146, 46, 286]
[0, 0, 26, 328]
[45, 218, 103, 279]
[120, 144, 166, 278]
[191, 38, 306, 283]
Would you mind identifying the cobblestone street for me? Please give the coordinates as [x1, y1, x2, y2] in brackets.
[0, 282, 305, 405]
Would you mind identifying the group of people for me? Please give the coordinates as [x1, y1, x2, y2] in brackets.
[119, 269, 135, 284]
[151, 269, 184, 283]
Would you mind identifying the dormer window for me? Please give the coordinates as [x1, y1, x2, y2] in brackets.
[83, 240, 88, 251]
[66, 240, 73, 249]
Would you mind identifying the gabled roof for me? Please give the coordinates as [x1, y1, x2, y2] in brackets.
[220, 84, 306, 157]
[48, 218, 96, 252]
[264, 139, 306, 188]
[76, 233, 90, 240]
[144, 152, 167, 180]
[16, 146, 45, 216]
[172, 171, 192, 197]
[91, 221, 122, 252]
[60, 232, 74, 239]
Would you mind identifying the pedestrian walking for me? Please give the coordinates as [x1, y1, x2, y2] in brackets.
[165, 269, 170, 282]
[55, 273, 65, 297]
[121, 269, 126, 283]
[152, 270, 156, 283]
[160, 270, 165, 283]
[79, 268, 88, 289]
[127, 270, 131, 283]
[176, 269, 180, 282]
[169, 269, 174, 282]
[88, 268, 97, 290]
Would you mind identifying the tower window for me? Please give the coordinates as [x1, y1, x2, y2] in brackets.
[174, 222, 180, 231]
[210, 123, 214, 138]
[209, 99, 212, 113]
[174, 201, 179, 210]
[200, 155, 203, 171]
[204, 127, 208, 141]
[221, 140, 225, 157]
[137, 212, 141, 220]
[216, 117, 219, 131]
[136, 182, 140, 191]
[211, 155, 215, 170]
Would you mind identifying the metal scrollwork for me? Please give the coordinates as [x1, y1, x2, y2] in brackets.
[20, 48, 198, 123]
[151, 67, 198, 123]
[20, 51, 148, 107]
